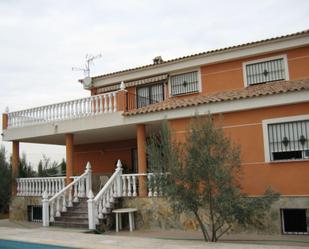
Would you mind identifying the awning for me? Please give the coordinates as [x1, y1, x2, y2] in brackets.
[96, 74, 168, 94]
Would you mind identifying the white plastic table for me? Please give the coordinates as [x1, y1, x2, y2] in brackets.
[112, 208, 138, 232]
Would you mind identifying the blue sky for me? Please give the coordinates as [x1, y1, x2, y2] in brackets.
[0, 0, 308, 169]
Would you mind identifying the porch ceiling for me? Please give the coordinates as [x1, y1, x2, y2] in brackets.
[17, 122, 161, 146]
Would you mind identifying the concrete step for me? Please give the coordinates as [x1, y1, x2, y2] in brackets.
[61, 212, 88, 219]
[51, 221, 89, 229]
[55, 215, 88, 221]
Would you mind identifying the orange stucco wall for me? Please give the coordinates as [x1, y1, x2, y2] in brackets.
[81, 45, 309, 197]
[91, 46, 309, 107]
[169, 102, 309, 196]
[200, 46, 309, 94]
[74, 139, 136, 175]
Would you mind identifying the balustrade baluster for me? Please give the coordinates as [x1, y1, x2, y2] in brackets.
[62, 178, 66, 190]
[113, 182, 117, 197]
[147, 175, 153, 197]
[153, 178, 158, 197]
[37, 107, 41, 123]
[62, 194, 67, 212]
[38, 179, 42, 196]
[24, 179, 27, 195]
[102, 195, 107, 213]
[98, 198, 103, 218]
[68, 187, 73, 207]
[34, 180, 38, 196]
[106, 191, 110, 208]
[56, 197, 61, 217]
[82, 99, 87, 116]
[18, 111, 22, 127]
[50, 201, 55, 222]
[132, 175, 137, 197]
[99, 95, 103, 113]
[73, 182, 79, 202]
[48, 179, 52, 196]
[109, 187, 114, 203]
[108, 94, 112, 112]
[113, 92, 117, 112]
[22, 179, 25, 195]
[17, 179, 20, 196]
[42, 179, 46, 195]
[104, 95, 108, 113]
[14, 112, 18, 127]
[75, 100, 79, 117]
[127, 176, 132, 196]
[80, 178, 85, 197]
[95, 96, 99, 114]
[29, 180, 32, 196]
[122, 176, 127, 196]
[16, 179, 20, 196]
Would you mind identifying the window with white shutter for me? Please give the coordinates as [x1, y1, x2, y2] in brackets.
[243, 55, 288, 86]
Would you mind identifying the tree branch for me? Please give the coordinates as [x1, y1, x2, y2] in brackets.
[216, 224, 232, 241]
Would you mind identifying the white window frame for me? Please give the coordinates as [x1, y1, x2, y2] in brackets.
[168, 68, 202, 97]
[262, 114, 309, 162]
[242, 54, 289, 87]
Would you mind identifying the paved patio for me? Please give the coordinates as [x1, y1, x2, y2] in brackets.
[0, 219, 308, 249]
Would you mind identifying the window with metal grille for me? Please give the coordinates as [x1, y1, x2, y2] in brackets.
[267, 120, 309, 161]
[170, 71, 199, 96]
[137, 83, 164, 108]
[27, 205, 42, 222]
[245, 57, 287, 85]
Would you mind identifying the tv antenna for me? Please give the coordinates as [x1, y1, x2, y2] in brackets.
[72, 53, 102, 77]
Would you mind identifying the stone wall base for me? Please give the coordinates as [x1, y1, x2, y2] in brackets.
[9, 196, 42, 221]
[122, 196, 309, 235]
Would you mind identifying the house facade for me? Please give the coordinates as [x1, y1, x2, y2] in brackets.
[2, 30, 309, 234]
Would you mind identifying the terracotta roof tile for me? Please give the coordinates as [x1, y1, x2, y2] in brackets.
[123, 78, 309, 116]
[92, 29, 309, 81]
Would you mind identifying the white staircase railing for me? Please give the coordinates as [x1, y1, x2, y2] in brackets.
[42, 162, 92, 227]
[87, 160, 123, 230]
[16, 177, 66, 197]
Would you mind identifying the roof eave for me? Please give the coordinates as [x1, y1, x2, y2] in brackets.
[91, 31, 309, 88]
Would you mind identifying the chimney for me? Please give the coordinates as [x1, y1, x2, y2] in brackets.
[153, 56, 164, 65]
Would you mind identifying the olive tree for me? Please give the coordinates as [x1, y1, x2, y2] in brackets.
[147, 116, 279, 242]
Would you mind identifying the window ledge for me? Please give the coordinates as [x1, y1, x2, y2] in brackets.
[170, 91, 199, 98]
[268, 159, 309, 164]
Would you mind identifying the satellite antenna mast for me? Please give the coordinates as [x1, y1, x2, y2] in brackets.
[72, 53, 102, 89]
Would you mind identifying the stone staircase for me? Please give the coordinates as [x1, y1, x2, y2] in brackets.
[51, 198, 90, 228]
[50, 197, 119, 229]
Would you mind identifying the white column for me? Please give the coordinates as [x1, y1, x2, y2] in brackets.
[87, 190, 96, 230]
[116, 160, 123, 197]
[42, 191, 49, 227]
[85, 162, 92, 197]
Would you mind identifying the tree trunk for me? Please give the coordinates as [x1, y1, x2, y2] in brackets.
[209, 189, 217, 242]
[193, 210, 210, 242]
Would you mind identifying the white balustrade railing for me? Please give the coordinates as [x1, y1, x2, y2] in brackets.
[16, 177, 66, 197]
[7, 90, 119, 128]
[87, 159, 123, 230]
[121, 173, 163, 197]
[42, 162, 92, 227]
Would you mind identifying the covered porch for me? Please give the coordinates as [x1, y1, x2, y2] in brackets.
[11, 121, 162, 198]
